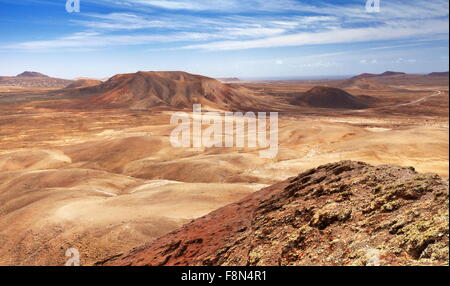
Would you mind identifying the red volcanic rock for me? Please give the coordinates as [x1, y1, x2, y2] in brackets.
[80, 71, 260, 110]
[99, 161, 449, 266]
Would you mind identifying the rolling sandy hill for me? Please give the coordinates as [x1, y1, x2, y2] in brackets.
[291, 86, 369, 109]
[101, 161, 449, 266]
[0, 69, 448, 266]
[76, 71, 262, 110]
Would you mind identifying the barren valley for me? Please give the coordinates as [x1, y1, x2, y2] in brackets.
[0, 71, 448, 265]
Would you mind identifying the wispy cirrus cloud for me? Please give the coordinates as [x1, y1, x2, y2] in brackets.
[4, 13, 296, 50]
[6, 31, 220, 50]
[73, 13, 166, 30]
[2, 0, 448, 53]
[181, 19, 449, 51]
[98, 0, 449, 18]
[104, 0, 302, 12]
[1, 0, 448, 77]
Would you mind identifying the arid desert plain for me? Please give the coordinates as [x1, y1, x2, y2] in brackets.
[0, 71, 448, 265]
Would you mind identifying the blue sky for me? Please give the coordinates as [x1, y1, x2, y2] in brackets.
[0, 0, 448, 79]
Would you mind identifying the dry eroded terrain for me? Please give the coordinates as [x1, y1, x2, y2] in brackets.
[0, 76, 448, 265]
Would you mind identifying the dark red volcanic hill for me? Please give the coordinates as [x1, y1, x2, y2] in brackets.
[16, 71, 49, 78]
[78, 71, 261, 110]
[380, 71, 406, 76]
[353, 71, 406, 79]
[99, 161, 449, 266]
[292, 86, 369, 109]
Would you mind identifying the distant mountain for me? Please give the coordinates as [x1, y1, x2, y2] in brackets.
[216, 77, 241, 82]
[0, 72, 72, 88]
[353, 73, 377, 79]
[352, 71, 406, 79]
[332, 77, 389, 90]
[379, 71, 406, 76]
[428, 72, 449, 77]
[291, 86, 369, 109]
[16, 71, 49, 78]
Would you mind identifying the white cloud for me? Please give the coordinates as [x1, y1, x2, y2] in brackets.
[181, 19, 448, 51]
[221, 27, 286, 37]
[73, 13, 165, 30]
[117, 0, 301, 12]
[392, 58, 417, 64]
[101, 0, 448, 20]
[7, 17, 447, 52]
[133, 0, 206, 10]
[3, 0, 448, 53]
[5, 32, 221, 50]
[298, 61, 337, 68]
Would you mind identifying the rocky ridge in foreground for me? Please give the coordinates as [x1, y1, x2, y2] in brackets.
[100, 161, 449, 266]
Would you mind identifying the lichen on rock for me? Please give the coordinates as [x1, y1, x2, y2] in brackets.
[100, 161, 449, 266]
